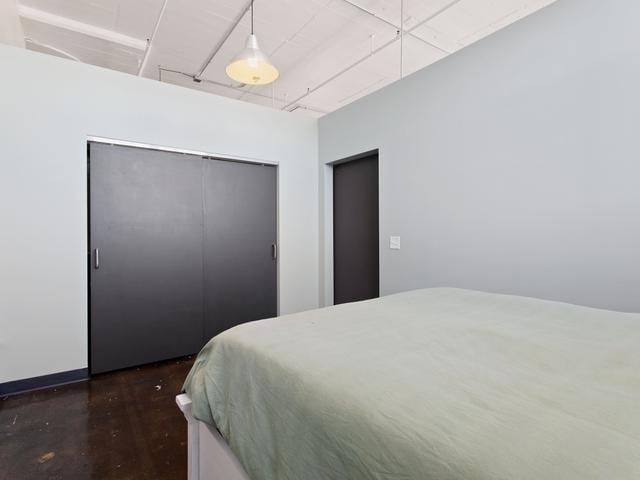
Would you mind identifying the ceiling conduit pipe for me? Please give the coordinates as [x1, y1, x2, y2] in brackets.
[25, 37, 80, 62]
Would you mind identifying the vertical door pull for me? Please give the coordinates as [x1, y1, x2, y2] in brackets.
[271, 243, 277, 260]
[94, 248, 100, 269]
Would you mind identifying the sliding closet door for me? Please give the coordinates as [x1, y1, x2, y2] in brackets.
[89, 143, 204, 374]
[333, 153, 379, 305]
[202, 159, 277, 341]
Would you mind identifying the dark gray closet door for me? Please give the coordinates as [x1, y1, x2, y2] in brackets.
[333, 153, 379, 305]
[203, 160, 277, 341]
[89, 143, 204, 374]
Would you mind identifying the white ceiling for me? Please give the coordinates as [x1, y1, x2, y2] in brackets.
[17, 0, 558, 117]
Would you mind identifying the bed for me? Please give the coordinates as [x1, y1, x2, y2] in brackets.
[177, 287, 640, 480]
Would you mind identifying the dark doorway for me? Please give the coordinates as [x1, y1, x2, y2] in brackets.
[333, 152, 379, 305]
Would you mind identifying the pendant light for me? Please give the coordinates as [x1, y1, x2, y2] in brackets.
[226, 1, 279, 85]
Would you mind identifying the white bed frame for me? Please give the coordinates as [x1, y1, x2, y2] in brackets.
[176, 394, 251, 480]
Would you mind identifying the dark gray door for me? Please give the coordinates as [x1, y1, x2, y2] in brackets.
[333, 153, 379, 305]
[89, 143, 205, 374]
[202, 160, 277, 341]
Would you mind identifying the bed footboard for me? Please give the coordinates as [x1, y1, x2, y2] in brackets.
[176, 394, 251, 480]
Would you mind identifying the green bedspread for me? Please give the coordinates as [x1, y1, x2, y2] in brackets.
[184, 288, 640, 480]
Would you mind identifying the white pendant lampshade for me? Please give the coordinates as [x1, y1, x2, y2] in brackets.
[226, 34, 279, 85]
[226, 1, 279, 85]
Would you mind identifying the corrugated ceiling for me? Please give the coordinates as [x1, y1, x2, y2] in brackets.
[18, 0, 558, 117]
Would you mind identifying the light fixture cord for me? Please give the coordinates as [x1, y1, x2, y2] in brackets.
[251, 0, 254, 34]
[400, 0, 404, 79]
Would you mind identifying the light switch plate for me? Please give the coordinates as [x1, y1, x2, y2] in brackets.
[390, 236, 401, 250]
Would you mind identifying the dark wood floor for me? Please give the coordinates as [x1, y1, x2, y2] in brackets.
[0, 356, 194, 480]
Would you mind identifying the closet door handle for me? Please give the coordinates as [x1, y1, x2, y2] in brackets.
[94, 248, 100, 269]
[271, 243, 277, 260]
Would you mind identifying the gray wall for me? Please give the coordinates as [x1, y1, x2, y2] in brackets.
[319, 0, 640, 312]
[0, 45, 319, 384]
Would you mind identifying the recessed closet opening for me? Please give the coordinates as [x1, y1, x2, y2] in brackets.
[87, 140, 279, 374]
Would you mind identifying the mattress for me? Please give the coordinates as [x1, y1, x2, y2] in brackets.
[183, 288, 640, 480]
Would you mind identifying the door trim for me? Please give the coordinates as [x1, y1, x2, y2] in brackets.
[87, 136, 280, 166]
[323, 149, 380, 307]
[330, 149, 378, 167]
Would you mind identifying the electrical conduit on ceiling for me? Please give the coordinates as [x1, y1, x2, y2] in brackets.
[158, 67, 327, 114]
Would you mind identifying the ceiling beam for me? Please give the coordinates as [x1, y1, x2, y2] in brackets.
[18, 5, 147, 50]
[193, 0, 253, 80]
[138, 0, 169, 76]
